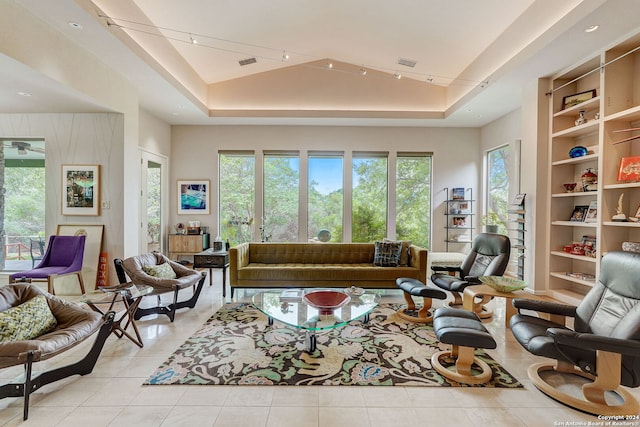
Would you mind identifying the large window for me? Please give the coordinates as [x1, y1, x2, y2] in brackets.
[308, 154, 343, 242]
[1, 139, 46, 271]
[486, 145, 510, 234]
[352, 154, 387, 242]
[219, 152, 255, 245]
[263, 152, 299, 242]
[218, 150, 432, 248]
[396, 154, 432, 248]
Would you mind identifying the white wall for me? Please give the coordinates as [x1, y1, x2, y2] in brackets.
[0, 112, 125, 287]
[170, 125, 481, 251]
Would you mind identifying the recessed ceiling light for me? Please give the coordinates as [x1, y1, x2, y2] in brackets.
[17, 91, 31, 97]
[585, 25, 599, 33]
[68, 21, 83, 30]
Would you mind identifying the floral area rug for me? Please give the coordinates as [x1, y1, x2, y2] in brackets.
[145, 303, 523, 387]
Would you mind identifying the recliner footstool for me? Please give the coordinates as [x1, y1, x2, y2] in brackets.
[431, 307, 496, 384]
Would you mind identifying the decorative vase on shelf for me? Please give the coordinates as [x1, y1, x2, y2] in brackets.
[581, 168, 598, 192]
[575, 110, 588, 126]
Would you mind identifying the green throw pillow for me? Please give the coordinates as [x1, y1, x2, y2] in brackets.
[373, 241, 402, 267]
[143, 262, 177, 279]
[0, 295, 58, 342]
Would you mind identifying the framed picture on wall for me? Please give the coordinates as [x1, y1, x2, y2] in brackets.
[62, 164, 100, 216]
[178, 180, 210, 214]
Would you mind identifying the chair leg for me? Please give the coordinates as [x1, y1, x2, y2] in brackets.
[76, 272, 85, 295]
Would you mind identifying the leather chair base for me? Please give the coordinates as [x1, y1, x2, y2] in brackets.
[443, 297, 493, 319]
[529, 361, 639, 416]
[396, 307, 434, 323]
[431, 347, 493, 385]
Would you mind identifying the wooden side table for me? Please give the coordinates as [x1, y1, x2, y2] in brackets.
[194, 249, 229, 297]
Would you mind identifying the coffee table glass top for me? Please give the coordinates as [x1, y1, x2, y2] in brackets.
[252, 288, 380, 331]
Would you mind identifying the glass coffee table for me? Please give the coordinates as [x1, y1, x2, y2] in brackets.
[252, 288, 380, 352]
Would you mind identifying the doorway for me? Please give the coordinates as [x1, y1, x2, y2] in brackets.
[140, 151, 167, 254]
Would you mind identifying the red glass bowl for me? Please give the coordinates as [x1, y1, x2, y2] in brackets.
[303, 290, 351, 314]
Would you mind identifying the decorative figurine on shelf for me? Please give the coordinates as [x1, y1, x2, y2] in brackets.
[612, 193, 628, 222]
[575, 110, 588, 126]
[581, 168, 598, 192]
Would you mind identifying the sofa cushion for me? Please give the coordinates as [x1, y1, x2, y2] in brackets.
[373, 241, 402, 267]
[0, 295, 58, 342]
[384, 239, 412, 266]
[237, 263, 420, 282]
[143, 262, 177, 279]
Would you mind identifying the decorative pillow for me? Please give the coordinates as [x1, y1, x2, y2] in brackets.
[0, 295, 58, 342]
[383, 238, 412, 266]
[373, 241, 402, 267]
[143, 263, 177, 279]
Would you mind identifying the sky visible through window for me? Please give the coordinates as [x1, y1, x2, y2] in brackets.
[309, 157, 342, 194]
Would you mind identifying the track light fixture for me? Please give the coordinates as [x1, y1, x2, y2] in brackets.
[99, 14, 488, 88]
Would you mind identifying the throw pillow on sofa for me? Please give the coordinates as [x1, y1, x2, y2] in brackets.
[383, 238, 411, 266]
[143, 262, 177, 279]
[373, 241, 402, 267]
[0, 295, 58, 342]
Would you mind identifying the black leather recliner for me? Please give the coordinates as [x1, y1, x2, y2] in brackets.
[510, 250, 640, 415]
[431, 232, 510, 317]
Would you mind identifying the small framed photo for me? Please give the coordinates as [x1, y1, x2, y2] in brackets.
[451, 187, 465, 200]
[569, 205, 589, 222]
[458, 201, 471, 213]
[584, 201, 598, 223]
[453, 217, 466, 227]
[62, 164, 100, 216]
[178, 180, 210, 214]
[562, 89, 596, 110]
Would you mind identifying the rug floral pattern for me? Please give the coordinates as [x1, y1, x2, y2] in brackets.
[145, 303, 522, 388]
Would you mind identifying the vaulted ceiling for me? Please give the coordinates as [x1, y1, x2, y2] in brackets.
[2, 0, 640, 126]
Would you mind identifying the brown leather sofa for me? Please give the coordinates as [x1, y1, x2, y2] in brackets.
[229, 242, 427, 297]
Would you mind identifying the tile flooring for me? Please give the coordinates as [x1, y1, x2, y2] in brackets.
[1, 270, 638, 426]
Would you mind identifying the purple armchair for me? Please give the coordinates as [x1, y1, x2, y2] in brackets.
[9, 235, 86, 295]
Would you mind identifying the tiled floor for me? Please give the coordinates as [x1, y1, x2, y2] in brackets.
[1, 271, 638, 426]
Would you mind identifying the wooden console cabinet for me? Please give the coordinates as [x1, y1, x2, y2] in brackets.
[168, 234, 210, 260]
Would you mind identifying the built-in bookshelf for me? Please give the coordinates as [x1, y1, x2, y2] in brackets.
[546, 32, 640, 305]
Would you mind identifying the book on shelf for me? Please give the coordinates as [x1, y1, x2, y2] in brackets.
[451, 187, 465, 200]
[565, 272, 596, 281]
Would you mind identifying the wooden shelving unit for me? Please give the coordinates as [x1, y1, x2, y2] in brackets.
[546, 32, 640, 304]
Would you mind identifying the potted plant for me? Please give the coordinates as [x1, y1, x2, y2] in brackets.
[482, 212, 501, 233]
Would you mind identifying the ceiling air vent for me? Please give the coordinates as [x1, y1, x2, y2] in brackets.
[239, 57, 257, 66]
[397, 58, 417, 68]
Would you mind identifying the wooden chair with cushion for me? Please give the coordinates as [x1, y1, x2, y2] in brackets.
[510, 251, 640, 415]
[113, 252, 205, 322]
[0, 283, 114, 420]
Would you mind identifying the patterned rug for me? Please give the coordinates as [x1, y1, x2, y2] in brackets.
[145, 303, 523, 387]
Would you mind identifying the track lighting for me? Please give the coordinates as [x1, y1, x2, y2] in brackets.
[393, 73, 402, 80]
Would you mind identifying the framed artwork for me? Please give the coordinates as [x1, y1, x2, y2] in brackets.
[178, 180, 210, 214]
[562, 89, 596, 110]
[458, 201, 471, 213]
[57, 224, 104, 290]
[62, 164, 100, 216]
[569, 205, 589, 222]
[617, 156, 640, 182]
[451, 187, 465, 200]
